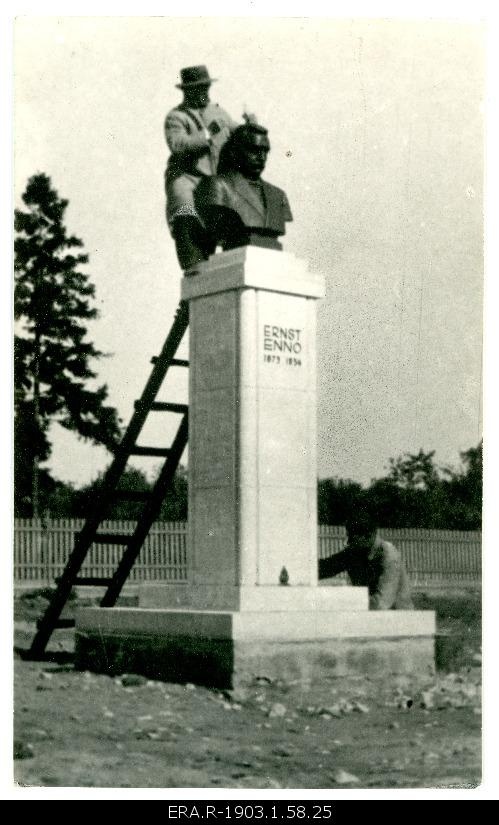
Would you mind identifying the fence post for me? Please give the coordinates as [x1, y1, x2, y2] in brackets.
[43, 514, 51, 586]
[38, 511, 49, 586]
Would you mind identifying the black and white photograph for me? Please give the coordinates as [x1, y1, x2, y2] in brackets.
[4, 3, 494, 799]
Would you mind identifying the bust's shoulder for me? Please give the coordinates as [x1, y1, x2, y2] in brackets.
[217, 171, 241, 187]
[260, 179, 293, 221]
[261, 178, 285, 196]
[205, 171, 242, 196]
[206, 172, 235, 192]
[195, 173, 235, 208]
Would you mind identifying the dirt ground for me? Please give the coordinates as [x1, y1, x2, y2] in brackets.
[13, 588, 482, 790]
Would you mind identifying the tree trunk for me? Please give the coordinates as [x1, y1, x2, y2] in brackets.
[32, 333, 40, 519]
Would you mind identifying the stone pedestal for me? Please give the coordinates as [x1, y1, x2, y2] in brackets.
[76, 606, 435, 688]
[185, 246, 324, 597]
[76, 248, 435, 686]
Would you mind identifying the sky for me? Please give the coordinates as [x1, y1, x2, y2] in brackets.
[13, 15, 484, 487]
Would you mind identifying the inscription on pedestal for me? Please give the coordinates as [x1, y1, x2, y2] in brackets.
[263, 324, 303, 367]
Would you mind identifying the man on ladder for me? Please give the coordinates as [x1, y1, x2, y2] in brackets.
[30, 65, 255, 656]
[164, 64, 256, 271]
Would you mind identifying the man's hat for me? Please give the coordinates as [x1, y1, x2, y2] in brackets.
[176, 65, 217, 89]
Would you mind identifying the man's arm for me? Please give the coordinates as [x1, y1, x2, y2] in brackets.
[318, 547, 351, 580]
[165, 111, 209, 157]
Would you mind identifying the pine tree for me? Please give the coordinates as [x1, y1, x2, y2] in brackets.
[14, 173, 121, 516]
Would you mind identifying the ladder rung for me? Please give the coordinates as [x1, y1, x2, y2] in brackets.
[149, 402, 188, 414]
[37, 618, 75, 630]
[55, 576, 113, 587]
[134, 400, 188, 415]
[150, 356, 189, 367]
[113, 489, 150, 501]
[91, 533, 133, 545]
[129, 446, 171, 457]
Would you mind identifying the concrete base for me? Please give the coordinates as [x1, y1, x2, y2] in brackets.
[138, 583, 368, 611]
[75, 606, 436, 688]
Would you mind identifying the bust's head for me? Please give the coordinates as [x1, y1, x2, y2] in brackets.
[219, 123, 270, 180]
[195, 119, 291, 253]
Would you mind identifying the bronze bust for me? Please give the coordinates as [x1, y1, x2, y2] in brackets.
[195, 123, 293, 253]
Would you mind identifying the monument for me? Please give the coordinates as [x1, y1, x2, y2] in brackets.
[75, 121, 435, 688]
[194, 123, 293, 253]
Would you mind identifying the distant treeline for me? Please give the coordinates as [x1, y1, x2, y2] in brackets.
[14, 466, 189, 523]
[318, 444, 482, 531]
[15, 444, 482, 531]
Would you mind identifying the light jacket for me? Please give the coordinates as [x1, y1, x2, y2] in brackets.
[165, 102, 237, 182]
[318, 537, 414, 610]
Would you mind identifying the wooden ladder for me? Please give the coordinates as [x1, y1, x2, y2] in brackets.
[29, 302, 190, 658]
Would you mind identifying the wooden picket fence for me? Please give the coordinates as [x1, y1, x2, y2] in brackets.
[378, 527, 481, 586]
[318, 525, 481, 586]
[13, 519, 188, 584]
[13, 519, 481, 587]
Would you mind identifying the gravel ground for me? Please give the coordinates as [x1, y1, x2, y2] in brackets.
[12, 588, 482, 791]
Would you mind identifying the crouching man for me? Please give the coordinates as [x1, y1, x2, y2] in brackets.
[318, 505, 414, 610]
